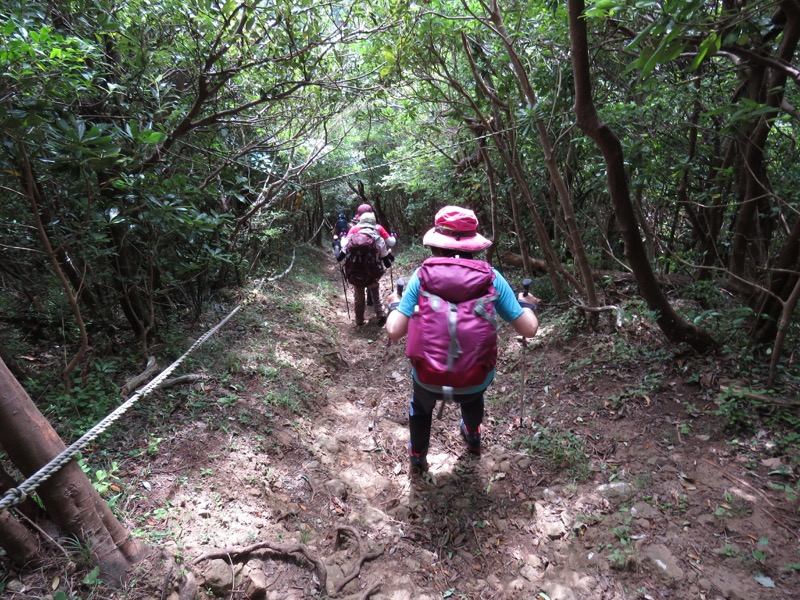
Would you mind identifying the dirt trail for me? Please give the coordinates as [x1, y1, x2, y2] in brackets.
[91, 248, 800, 599]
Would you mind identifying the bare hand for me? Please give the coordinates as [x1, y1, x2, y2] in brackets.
[517, 292, 540, 304]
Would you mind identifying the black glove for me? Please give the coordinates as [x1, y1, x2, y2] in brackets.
[336, 251, 346, 262]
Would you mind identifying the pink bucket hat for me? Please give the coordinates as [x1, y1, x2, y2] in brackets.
[422, 206, 492, 252]
[356, 203, 373, 216]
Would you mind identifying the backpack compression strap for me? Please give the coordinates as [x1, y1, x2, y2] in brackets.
[421, 290, 499, 372]
[473, 295, 500, 331]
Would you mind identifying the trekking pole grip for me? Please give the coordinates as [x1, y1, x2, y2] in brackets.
[396, 279, 405, 297]
[522, 278, 532, 297]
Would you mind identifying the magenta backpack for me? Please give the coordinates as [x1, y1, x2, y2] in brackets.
[343, 228, 385, 287]
[406, 257, 499, 388]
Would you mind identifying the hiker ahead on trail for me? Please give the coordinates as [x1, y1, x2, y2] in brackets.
[334, 213, 350, 236]
[341, 209, 396, 326]
[332, 212, 350, 255]
[385, 205, 539, 473]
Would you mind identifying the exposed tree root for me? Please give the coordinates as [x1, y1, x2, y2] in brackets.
[572, 300, 625, 329]
[191, 525, 384, 597]
[193, 540, 328, 590]
[354, 581, 382, 600]
[332, 526, 384, 594]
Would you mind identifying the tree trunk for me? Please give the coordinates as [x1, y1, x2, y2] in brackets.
[0, 464, 45, 524]
[567, 0, 718, 352]
[18, 142, 89, 390]
[492, 123, 573, 300]
[0, 357, 147, 583]
[0, 509, 41, 567]
[767, 273, 800, 387]
[752, 215, 800, 343]
[508, 189, 534, 277]
[453, 38, 572, 299]
[736, 2, 800, 344]
[484, 1, 599, 323]
[315, 187, 325, 246]
[480, 138, 500, 266]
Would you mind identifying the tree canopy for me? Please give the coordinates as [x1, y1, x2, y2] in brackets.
[1, 0, 797, 390]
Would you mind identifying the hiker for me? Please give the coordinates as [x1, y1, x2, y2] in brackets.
[341, 212, 396, 326]
[332, 213, 349, 255]
[385, 205, 539, 472]
[342, 207, 396, 310]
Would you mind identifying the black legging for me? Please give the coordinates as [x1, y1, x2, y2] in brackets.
[408, 379, 484, 454]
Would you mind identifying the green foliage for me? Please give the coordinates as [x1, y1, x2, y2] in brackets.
[81, 566, 101, 587]
[606, 373, 663, 409]
[512, 426, 590, 481]
[77, 455, 121, 497]
[606, 523, 637, 570]
[714, 386, 779, 432]
[677, 280, 763, 347]
[62, 533, 94, 567]
[45, 359, 122, 435]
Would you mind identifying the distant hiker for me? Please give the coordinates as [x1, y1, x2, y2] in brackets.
[335, 213, 350, 236]
[333, 213, 349, 255]
[348, 203, 371, 227]
[345, 205, 396, 258]
[385, 205, 539, 473]
[349, 205, 395, 306]
[341, 212, 396, 326]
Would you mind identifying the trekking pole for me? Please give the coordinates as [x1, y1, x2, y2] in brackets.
[518, 277, 532, 426]
[340, 266, 351, 321]
[436, 394, 447, 419]
[369, 278, 404, 432]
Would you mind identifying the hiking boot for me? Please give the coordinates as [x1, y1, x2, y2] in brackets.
[460, 420, 481, 453]
[376, 314, 387, 326]
[408, 442, 428, 473]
